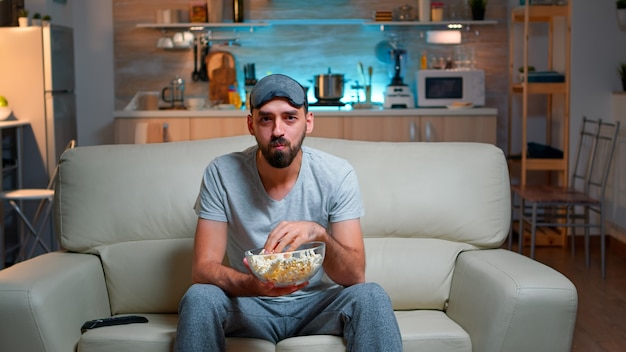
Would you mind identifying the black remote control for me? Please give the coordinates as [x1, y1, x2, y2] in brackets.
[81, 315, 148, 333]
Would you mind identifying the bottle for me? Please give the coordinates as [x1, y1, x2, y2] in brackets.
[418, 0, 431, 22]
[228, 84, 242, 109]
[430, 2, 444, 22]
[420, 52, 428, 70]
[233, 0, 244, 23]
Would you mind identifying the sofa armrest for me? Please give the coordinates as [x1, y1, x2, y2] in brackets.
[446, 249, 577, 352]
[0, 252, 111, 352]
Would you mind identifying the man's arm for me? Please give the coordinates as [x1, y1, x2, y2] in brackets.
[322, 219, 366, 286]
[192, 218, 306, 297]
[264, 218, 366, 287]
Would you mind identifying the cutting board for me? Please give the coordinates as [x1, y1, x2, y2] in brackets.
[207, 51, 236, 104]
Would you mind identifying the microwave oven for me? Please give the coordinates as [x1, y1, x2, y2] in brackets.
[416, 69, 485, 107]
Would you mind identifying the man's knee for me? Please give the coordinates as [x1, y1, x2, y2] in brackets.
[180, 284, 226, 311]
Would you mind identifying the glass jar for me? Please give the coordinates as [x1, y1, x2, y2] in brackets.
[431, 2, 444, 22]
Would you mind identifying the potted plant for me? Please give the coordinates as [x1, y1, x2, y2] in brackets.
[17, 9, 29, 27]
[32, 12, 41, 26]
[618, 63, 626, 91]
[518, 65, 535, 82]
[468, 0, 487, 21]
[42, 15, 51, 26]
[618, 0, 626, 27]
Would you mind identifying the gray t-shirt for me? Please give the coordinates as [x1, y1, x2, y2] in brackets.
[194, 144, 364, 300]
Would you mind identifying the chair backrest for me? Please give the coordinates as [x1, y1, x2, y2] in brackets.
[47, 139, 76, 190]
[570, 117, 620, 199]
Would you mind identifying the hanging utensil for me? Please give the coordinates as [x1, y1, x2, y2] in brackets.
[358, 62, 365, 84]
[191, 36, 201, 82]
[368, 66, 373, 86]
[198, 38, 209, 82]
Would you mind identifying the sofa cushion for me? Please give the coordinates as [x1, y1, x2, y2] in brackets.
[96, 238, 193, 314]
[97, 236, 473, 315]
[55, 136, 257, 252]
[364, 237, 474, 310]
[77, 311, 470, 352]
[304, 139, 511, 248]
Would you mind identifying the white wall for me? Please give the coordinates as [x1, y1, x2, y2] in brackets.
[21, 0, 114, 146]
[24, 0, 73, 26]
[570, 0, 626, 236]
[73, 0, 115, 146]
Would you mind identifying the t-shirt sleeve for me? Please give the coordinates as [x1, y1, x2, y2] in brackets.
[194, 160, 228, 222]
[329, 166, 365, 223]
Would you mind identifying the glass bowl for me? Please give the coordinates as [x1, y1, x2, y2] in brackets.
[245, 242, 325, 287]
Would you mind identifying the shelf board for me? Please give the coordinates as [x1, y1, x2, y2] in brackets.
[512, 5, 569, 22]
[136, 22, 270, 31]
[512, 82, 567, 94]
[267, 19, 366, 25]
[524, 158, 567, 171]
[137, 19, 498, 31]
[364, 19, 498, 29]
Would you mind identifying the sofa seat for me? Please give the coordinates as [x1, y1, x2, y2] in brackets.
[78, 310, 470, 352]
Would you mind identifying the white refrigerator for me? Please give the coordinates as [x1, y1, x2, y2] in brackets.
[0, 25, 77, 188]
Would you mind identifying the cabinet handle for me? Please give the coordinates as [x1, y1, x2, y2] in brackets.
[409, 120, 417, 142]
[425, 121, 432, 142]
[162, 123, 169, 143]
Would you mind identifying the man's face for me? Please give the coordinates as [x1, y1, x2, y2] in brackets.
[248, 98, 314, 168]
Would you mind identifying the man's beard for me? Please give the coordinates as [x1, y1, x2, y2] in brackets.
[258, 130, 306, 168]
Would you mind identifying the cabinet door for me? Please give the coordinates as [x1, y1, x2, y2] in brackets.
[420, 116, 496, 144]
[309, 116, 343, 139]
[114, 118, 190, 144]
[343, 116, 419, 142]
[189, 117, 249, 140]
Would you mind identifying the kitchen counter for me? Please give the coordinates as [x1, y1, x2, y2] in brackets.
[114, 106, 498, 118]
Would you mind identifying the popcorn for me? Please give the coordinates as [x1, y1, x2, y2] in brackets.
[247, 247, 324, 286]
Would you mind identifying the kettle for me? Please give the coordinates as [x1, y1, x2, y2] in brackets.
[162, 76, 185, 108]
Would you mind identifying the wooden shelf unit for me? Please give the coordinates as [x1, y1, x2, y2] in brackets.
[508, 3, 571, 187]
[508, 3, 572, 247]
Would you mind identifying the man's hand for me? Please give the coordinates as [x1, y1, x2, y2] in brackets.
[264, 220, 325, 254]
[262, 219, 366, 287]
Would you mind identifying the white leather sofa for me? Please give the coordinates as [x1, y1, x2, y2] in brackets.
[0, 136, 577, 352]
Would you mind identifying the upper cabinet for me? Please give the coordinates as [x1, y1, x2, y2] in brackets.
[508, 2, 571, 187]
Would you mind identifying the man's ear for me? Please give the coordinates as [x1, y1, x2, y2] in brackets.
[247, 114, 255, 135]
[306, 112, 314, 134]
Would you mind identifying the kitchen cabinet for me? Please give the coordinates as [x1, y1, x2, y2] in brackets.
[342, 115, 496, 143]
[114, 110, 497, 144]
[420, 116, 497, 143]
[342, 116, 405, 142]
[190, 117, 248, 140]
[309, 116, 344, 139]
[115, 117, 190, 144]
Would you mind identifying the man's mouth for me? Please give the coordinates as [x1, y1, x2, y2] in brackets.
[271, 139, 288, 149]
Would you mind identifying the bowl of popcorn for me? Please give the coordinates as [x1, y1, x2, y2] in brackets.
[245, 242, 325, 287]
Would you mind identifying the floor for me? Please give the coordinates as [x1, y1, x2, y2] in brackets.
[508, 235, 626, 352]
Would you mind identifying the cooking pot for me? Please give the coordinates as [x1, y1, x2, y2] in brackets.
[312, 68, 345, 101]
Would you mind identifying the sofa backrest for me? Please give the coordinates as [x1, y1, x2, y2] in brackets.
[55, 136, 510, 314]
